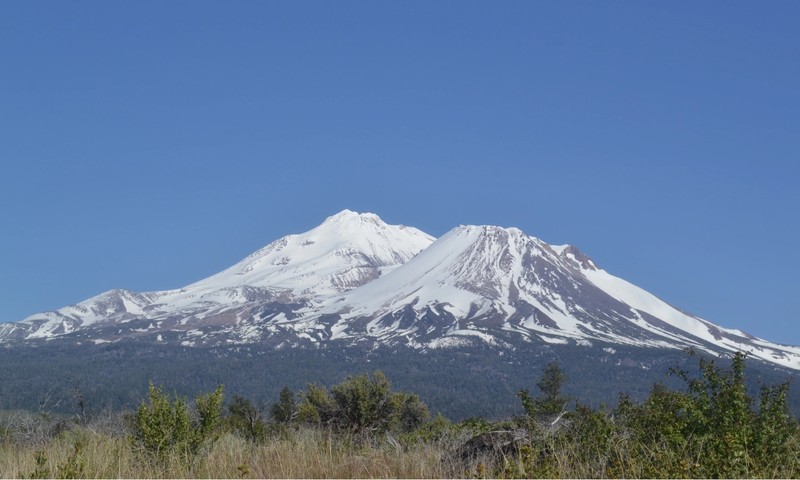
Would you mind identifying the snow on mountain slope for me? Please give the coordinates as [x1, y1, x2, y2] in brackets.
[124, 209, 435, 316]
[581, 267, 800, 368]
[2, 210, 433, 342]
[328, 225, 490, 318]
[188, 209, 433, 297]
[2, 211, 798, 371]
[304, 224, 800, 369]
[309, 225, 635, 343]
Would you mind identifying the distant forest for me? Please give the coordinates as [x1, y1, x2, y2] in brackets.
[1, 341, 798, 420]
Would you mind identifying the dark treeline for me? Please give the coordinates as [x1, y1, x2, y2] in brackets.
[2, 341, 798, 421]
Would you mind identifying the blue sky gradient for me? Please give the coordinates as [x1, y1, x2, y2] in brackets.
[1, 2, 799, 344]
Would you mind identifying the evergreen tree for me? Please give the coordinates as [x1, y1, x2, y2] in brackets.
[517, 361, 569, 417]
[537, 361, 568, 414]
[269, 386, 298, 424]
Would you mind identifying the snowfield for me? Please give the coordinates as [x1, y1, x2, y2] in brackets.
[3, 210, 799, 371]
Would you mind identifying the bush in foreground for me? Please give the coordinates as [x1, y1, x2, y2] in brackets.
[296, 371, 429, 436]
[131, 383, 223, 456]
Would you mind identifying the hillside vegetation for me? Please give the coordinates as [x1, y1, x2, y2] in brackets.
[1, 352, 798, 478]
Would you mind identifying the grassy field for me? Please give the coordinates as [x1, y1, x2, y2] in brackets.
[2, 411, 799, 479]
[2, 418, 482, 479]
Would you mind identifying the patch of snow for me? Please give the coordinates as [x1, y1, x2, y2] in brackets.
[539, 336, 569, 345]
[447, 329, 499, 345]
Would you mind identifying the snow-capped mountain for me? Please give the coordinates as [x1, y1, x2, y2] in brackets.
[306, 225, 800, 369]
[2, 210, 799, 371]
[0, 210, 433, 343]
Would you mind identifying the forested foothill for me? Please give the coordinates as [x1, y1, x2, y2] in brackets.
[1, 350, 798, 478]
[2, 340, 798, 419]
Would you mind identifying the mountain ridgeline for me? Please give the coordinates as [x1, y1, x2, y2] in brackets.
[1, 210, 799, 418]
[3, 209, 798, 370]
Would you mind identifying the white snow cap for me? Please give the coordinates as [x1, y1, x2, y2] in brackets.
[174, 209, 435, 298]
[324, 209, 382, 223]
[5, 209, 799, 371]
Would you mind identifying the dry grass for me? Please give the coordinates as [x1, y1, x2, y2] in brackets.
[3, 414, 798, 478]
[1, 426, 475, 479]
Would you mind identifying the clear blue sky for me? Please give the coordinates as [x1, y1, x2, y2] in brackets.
[1, 2, 798, 344]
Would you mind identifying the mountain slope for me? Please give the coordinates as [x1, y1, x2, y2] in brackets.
[1, 210, 434, 343]
[2, 211, 798, 371]
[186, 209, 434, 297]
[282, 224, 800, 369]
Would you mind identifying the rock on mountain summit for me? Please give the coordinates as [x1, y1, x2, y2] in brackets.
[2, 210, 799, 371]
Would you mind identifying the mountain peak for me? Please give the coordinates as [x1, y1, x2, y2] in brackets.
[177, 209, 434, 299]
[323, 209, 383, 225]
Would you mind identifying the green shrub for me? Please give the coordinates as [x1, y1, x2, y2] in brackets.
[752, 381, 796, 469]
[194, 385, 224, 448]
[132, 383, 191, 455]
[670, 352, 752, 477]
[503, 350, 800, 478]
[297, 383, 335, 425]
[228, 395, 267, 442]
[131, 383, 223, 456]
[401, 413, 454, 445]
[390, 391, 429, 433]
[610, 351, 799, 478]
[297, 371, 429, 435]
